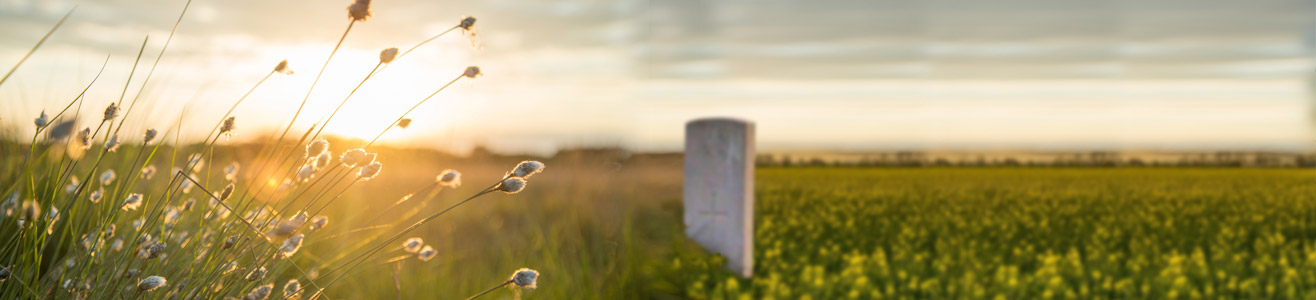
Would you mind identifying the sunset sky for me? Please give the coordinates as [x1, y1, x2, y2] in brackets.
[1, 0, 1312, 155]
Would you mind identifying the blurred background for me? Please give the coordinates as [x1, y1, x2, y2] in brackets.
[1, 0, 1311, 157]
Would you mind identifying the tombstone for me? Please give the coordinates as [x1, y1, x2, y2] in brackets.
[684, 118, 754, 278]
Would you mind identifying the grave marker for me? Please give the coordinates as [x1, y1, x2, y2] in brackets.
[684, 118, 754, 277]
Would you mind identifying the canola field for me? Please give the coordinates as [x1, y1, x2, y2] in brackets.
[672, 168, 1316, 299]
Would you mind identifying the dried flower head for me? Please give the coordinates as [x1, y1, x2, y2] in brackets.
[296, 163, 315, 182]
[494, 177, 526, 194]
[348, 0, 372, 21]
[245, 267, 267, 281]
[65, 177, 80, 194]
[279, 234, 304, 258]
[100, 169, 117, 185]
[225, 162, 240, 181]
[103, 102, 120, 122]
[459, 16, 477, 31]
[510, 161, 545, 178]
[219, 117, 237, 138]
[244, 283, 273, 300]
[417, 246, 437, 261]
[138, 276, 167, 291]
[358, 161, 382, 180]
[220, 261, 238, 274]
[34, 111, 48, 128]
[89, 188, 103, 203]
[220, 183, 235, 201]
[464, 66, 481, 78]
[111, 239, 123, 251]
[510, 268, 539, 289]
[275, 60, 294, 75]
[308, 215, 329, 232]
[223, 235, 239, 249]
[141, 165, 156, 180]
[144, 242, 166, 259]
[379, 47, 399, 63]
[283, 279, 302, 299]
[105, 134, 121, 152]
[144, 128, 158, 144]
[363, 153, 377, 165]
[122, 193, 143, 211]
[306, 139, 329, 157]
[436, 169, 461, 187]
[314, 152, 332, 169]
[403, 237, 423, 253]
[340, 148, 368, 167]
[396, 118, 411, 129]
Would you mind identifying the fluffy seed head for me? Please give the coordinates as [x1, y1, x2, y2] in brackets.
[340, 148, 368, 167]
[296, 163, 315, 182]
[100, 169, 117, 185]
[103, 102, 120, 121]
[494, 177, 526, 194]
[358, 161, 382, 180]
[143, 128, 158, 144]
[219, 117, 237, 138]
[35, 111, 48, 128]
[314, 152, 332, 169]
[244, 283, 273, 300]
[279, 234, 304, 257]
[436, 169, 461, 187]
[403, 237, 423, 253]
[510, 161, 545, 178]
[459, 16, 477, 30]
[379, 47, 399, 63]
[308, 215, 329, 232]
[141, 165, 156, 180]
[137, 276, 167, 291]
[463, 66, 481, 78]
[275, 60, 293, 74]
[363, 153, 377, 165]
[105, 134, 121, 152]
[347, 0, 371, 21]
[75, 127, 92, 150]
[510, 268, 539, 289]
[220, 183, 235, 201]
[122, 193, 143, 211]
[145, 242, 166, 259]
[417, 246, 437, 261]
[225, 162, 240, 181]
[89, 188, 103, 203]
[246, 267, 267, 281]
[396, 118, 411, 129]
[306, 140, 329, 157]
[64, 177, 80, 194]
[283, 279, 301, 299]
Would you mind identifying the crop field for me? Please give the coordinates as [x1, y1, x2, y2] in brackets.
[673, 168, 1316, 300]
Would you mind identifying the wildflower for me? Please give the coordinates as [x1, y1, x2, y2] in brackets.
[436, 169, 461, 187]
[219, 117, 236, 138]
[137, 276, 166, 291]
[225, 162, 240, 181]
[34, 111, 48, 128]
[283, 280, 301, 299]
[275, 60, 294, 75]
[340, 148, 367, 167]
[510, 268, 539, 289]
[103, 102, 119, 121]
[308, 215, 329, 232]
[494, 177, 526, 194]
[220, 183, 235, 201]
[244, 283, 273, 300]
[296, 163, 315, 182]
[459, 16, 477, 31]
[122, 193, 143, 211]
[379, 47, 399, 63]
[75, 127, 91, 149]
[100, 169, 117, 185]
[89, 188, 103, 203]
[464, 66, 481, 78]
[348, 0, 371, 21]
[279, 234, 304, 257]
[144, 128, 158, 144]
[396, 118, 411, 129]
[246, 267, 267, 281]
[417, 246, 437, 261]
[306, 139, 329, 157]
[403, 237, 423, 253]
[358, 161, 382, 180]
[141, 165, 156, 179]
[510, 161, 545, 178]
[105, 134, 120, 152]
[314, 152, 331, 169]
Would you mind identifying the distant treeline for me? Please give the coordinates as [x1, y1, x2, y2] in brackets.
[754, 152, 1316, 168]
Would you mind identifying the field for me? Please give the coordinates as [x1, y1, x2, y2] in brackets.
[671, 168, 1316, 299]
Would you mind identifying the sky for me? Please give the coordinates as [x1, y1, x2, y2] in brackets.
[0, 0, 1313, 155]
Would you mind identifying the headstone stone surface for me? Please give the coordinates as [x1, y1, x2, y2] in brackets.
[684, 118, 754, 278]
